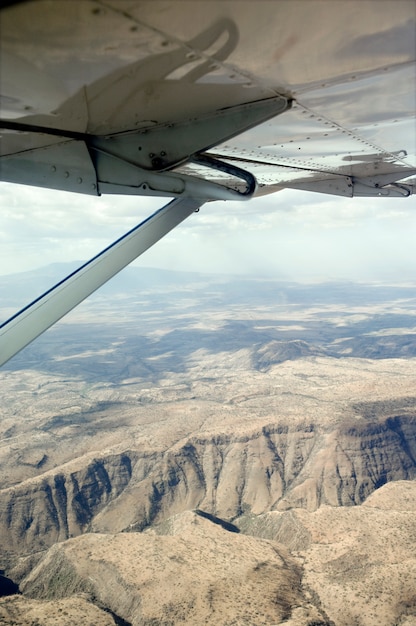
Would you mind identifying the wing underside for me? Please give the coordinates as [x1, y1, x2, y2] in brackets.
[1, 0, 415, 199]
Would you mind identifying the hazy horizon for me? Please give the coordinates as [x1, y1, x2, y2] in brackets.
[1, 182, 416, 283]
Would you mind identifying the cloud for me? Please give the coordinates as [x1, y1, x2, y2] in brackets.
[0, 182, 415, 282]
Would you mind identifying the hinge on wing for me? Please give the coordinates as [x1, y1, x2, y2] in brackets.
[352, 170, 416, 197]
[90, 95, 292, 201]
[190, 153, 257, 197]
[94, 146, 257, 201]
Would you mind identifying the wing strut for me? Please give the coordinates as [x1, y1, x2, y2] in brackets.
[0, 197, 202, 367]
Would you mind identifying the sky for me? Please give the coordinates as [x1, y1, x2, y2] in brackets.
[0, 181, 415, 283]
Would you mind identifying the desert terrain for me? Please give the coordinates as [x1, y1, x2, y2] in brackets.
[0, 266, 415, 625]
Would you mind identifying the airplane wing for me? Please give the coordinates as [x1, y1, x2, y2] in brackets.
[0, 0, 415, 364]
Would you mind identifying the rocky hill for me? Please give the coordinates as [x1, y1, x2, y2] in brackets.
[13, 511, 329, 626]
[2, 481, 415, 626]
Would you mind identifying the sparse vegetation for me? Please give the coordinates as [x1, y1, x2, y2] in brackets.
[1, 271, 415, 625]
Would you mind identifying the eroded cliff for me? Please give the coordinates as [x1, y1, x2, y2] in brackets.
[1, 413, 415, 561]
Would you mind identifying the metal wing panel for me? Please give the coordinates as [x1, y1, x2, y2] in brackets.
[0, 139, 98, 195]
[110, 0, 415, 89]
[0, 0, 415, 197]
[207, 96, 415, 181]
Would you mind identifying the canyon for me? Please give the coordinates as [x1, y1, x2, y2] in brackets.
[0, 267, 415, 624]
